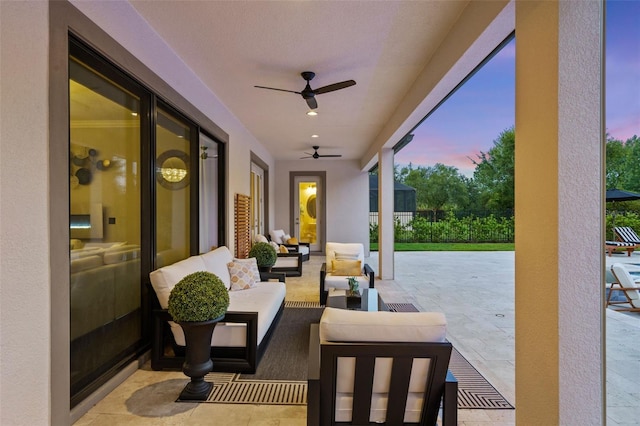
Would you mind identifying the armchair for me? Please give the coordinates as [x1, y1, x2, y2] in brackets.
[269, 229, 310, 261]
[320, 242, 374, 305]
[608, 263, 640, 312]
[308, 308, 457, 426]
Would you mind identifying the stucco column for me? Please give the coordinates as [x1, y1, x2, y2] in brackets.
[378, 148, 394, 280]
[515, 1, 604, 424]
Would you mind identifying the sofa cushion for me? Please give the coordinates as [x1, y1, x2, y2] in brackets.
[319, 307, 447, 343]
[323, 274, 368, 291]
[255, 234, 269, 244]
[149, 256, 207, 309]
[270, 229, 286, 244]
[326, 242, 364, 266]
[200, 246, 233, 289]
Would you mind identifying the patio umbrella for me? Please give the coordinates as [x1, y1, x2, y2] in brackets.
[606, 189, 640, 202]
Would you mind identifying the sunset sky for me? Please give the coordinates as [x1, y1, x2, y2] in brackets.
[395, 0, 640, 177]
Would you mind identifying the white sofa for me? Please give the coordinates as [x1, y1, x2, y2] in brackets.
[149, 246, 286, 372]
[70, 242, 141, 340]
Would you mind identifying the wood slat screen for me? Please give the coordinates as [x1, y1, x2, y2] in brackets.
[235, 193, 251, 258]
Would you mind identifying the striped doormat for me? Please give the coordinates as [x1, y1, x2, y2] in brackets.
[202, 303, 514, 409]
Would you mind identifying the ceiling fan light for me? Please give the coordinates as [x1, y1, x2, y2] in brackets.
[306, 110, 318, 116]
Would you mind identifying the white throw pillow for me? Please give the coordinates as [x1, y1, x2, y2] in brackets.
[254, 234, 269, 244]
[270, 229, 286, 244]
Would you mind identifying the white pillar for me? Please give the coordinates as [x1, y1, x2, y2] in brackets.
[378, 148, 395, 280]
[515, 1, 604, 424]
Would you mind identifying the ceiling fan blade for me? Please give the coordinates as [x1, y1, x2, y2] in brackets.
[313, 80, 356, 95]
[305, 96, 318, 109]
[318, 154, 342, 158]
[254, 85, 301, 95]
[300, 156, 313, 159]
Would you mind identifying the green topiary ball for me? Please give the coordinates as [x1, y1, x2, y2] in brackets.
[168, 271, 230, 322]
[249, 241, 277, 267]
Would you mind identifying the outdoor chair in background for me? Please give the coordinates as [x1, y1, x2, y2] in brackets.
[307, 308, 457, 426]
[614, 226, 640, 245]
[605, 241, 637, 257]
[608, 263, 640, 312]
[320, 242, 375, 305]
[268, 229, 310, 261]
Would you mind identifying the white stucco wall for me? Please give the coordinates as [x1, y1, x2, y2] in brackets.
[0, 2, 52, 425]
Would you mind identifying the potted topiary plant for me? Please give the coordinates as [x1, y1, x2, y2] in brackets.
[249, 241, 277, 272]
[168, 271, 230, 401]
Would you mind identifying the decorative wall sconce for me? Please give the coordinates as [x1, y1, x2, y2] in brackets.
[200, 146, 218, 160]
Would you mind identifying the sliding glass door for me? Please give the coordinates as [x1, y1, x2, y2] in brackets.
[69, 41, 145, 404]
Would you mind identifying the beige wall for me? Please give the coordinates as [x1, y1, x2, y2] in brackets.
[0, 2, 52, 425]
[274, 160, 370, 254]
[515, 0, 604, 423]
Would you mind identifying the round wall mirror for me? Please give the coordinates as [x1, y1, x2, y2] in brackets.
[306, 195, 317, 219]
[156, 149, 190, 190]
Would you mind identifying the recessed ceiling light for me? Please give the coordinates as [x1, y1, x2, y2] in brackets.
[311, 134, 319, 138]
[131, 112, 138, 117]
[307, 110, 318, 116]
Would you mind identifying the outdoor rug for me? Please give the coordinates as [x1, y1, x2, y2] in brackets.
[203, 302, 514, 409]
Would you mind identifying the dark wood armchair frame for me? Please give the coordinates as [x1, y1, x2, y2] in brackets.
[307, 324, 457, 426]
[319, 263, 375, 305]
[271, 252, 303, 277]
[150, 271, 285, 373]
[266, 234, 311, 261]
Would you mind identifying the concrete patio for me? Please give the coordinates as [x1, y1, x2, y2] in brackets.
[74, 251, 640, 425]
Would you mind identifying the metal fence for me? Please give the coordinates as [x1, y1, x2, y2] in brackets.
[370, 209, 514, 243]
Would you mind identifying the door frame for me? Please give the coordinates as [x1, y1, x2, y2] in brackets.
[289, 171, 326, 254]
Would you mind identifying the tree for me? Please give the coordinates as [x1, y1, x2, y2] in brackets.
[471, 127, 515, 210]
[397, 163, 468, 212]
[606, 135, 626, 189]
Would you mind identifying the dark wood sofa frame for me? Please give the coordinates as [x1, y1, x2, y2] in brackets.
[319, 263, 375, 305]
[271, 252, 303, 277]
[150, 271, 285, 373]
[307, 324, 457, 426]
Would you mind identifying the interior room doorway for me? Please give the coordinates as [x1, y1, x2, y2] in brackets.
[292, 174, 323, 252]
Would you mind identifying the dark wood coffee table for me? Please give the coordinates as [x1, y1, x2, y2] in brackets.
[325, 288, 388, 311]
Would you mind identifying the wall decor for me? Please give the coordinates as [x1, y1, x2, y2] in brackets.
[156, 149, 190, 190]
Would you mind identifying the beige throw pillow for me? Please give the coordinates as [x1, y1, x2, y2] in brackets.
[331, 259, 362, 276]
[227, 258, 260, 291]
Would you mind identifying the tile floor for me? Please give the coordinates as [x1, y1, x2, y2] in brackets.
[74, 251, 640, 425]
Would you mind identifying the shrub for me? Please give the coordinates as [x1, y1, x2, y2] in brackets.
[168, 271, 229, 322]
[249, 241, 277, 267]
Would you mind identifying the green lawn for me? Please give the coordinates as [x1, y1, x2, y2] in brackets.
[369, 242, 514, 251]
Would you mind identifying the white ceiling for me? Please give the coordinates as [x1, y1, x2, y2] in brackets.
[127, 1, 509, 164]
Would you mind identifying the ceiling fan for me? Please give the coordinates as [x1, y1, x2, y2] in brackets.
[254, 71, 356, 110]
[301, 146, 342, 160]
